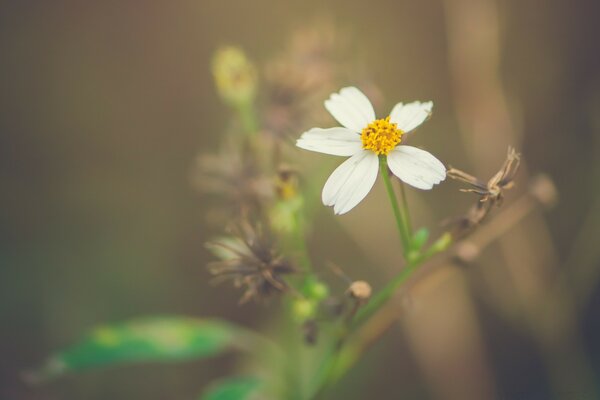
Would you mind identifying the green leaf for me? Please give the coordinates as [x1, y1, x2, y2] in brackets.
[201, 376, 262, 400]
[30, 316, 241, 382]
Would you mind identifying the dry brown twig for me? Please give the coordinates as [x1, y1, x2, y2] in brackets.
[446, 147, 521, 238]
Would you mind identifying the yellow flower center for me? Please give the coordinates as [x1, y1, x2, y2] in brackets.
[361, 117, 404, 156]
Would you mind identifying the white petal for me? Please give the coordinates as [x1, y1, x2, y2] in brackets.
[339, 87, 376, 122]
[322, 150, 379, 215]
[389, 101, 433, 133]
[387, 146, 446, 190]
[324, 87, 376, 132]
[296, 127, 362, 156]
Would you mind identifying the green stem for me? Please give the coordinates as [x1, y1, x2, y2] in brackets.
[352, 259, 419, 329]
[310, 325, 348, 399]
[294, 218, 313, 273]
[399, 180, 413, 235]
[312, 234, 453, 398]
[353, 232, 452, 329]
[237, 103, 259, 135]
[379, 156, 411, 254]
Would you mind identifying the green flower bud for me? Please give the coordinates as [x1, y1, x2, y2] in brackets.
[292, 298, 316, 321]
[411, 228, 430, 252]
[430, 232, 453, 253]
[211, 46, 257, 107]
[303, 277, 329, 301]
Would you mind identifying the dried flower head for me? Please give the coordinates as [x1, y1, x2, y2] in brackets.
[447, 147, 521, 236]
[347, 280, 372, 303]
[191, 142, 273, 214]
[448, 147, 520, 205]
[263, 26, 340, 139]
[206, 219, 295, 304]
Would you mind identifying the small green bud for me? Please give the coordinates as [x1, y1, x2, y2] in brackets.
[406, 249, 421, 263]
[211, 46, 257, 107]
[411, 228, 430, 252]
[430, 232, 453, 253]
[269, 198, 303, 235]
[292, 298, 316, 321]
[303, 278, 329, 301]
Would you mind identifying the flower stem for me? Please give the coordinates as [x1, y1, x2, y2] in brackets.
[352, 258, 419, 329]
[312, 234, 452, 398]
[353, 232, 452, 329]
[379, 156, 411, 254]
[399, 180, 413, 235]
[237, 103, 259, 135]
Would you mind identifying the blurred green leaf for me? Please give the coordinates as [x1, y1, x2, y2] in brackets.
[201, 376, 262, 400]
[30, 316, 241, 382]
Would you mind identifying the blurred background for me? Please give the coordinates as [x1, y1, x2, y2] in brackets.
[1, 0, 599, 399]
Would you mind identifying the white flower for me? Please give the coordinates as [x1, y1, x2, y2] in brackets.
[296, 87, 446, 215]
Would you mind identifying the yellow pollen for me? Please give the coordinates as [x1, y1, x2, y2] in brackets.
[361, 117, 404, 156]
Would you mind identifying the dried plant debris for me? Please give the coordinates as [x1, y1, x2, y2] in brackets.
[447, 147, 521, 237]
[206, 219, 296, 304]
[302, 319, 319, 345]
[262, 25, 342, 140]
[192, 142, 273, 212]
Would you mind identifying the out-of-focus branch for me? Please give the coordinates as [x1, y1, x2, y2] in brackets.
[453, 174, 557, 263]
[326, 175, 556, 392]
[442, 0, 597, 398]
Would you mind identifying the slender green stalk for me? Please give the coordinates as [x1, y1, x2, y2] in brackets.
[311, 160, 452, 398]
[237, 103, 259, 135]
[312, 235, 452, 398]
[379, 156, 411, 253]
[352, 259, 419, 329]
[293, 217, 313, 273]
[399, 180, 413, 235]
[353, 233, 452, 329]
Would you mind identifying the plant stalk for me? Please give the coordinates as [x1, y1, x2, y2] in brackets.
[379, 156, 412, 255]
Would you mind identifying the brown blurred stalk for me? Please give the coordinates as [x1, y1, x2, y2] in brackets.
[442, 0, 597, 398]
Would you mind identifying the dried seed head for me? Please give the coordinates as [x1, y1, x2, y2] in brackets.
[192, 142, 273, 215]
[206, 219, 295, 304]
[448, 147, 520, 205]
[447, 147, 521, 237]
[347, 281, 372, 302]
[262, 24, 344, 139]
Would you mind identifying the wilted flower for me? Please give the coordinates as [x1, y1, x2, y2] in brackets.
[447, 147, 521, 236]
[448, 147, 520, 204]
[296, 87, 446, 214]
[206, 220, 295, 304]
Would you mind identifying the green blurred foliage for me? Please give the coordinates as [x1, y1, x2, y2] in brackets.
[200, 376, 262, 400]
[29, 317, 240, 382]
